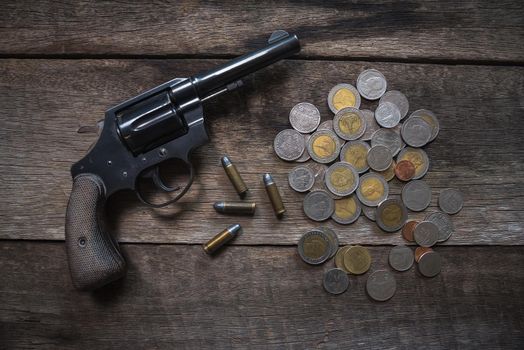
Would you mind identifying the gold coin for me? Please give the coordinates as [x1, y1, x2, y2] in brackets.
[343, 245, 371, 275]
[333, 88, 356, 110]
[360, 176, 385, 202]
[398, 150, 425, 177]
[303, 234, 329, 260]
[341, 141, 370, 173]
[334, 196, 358, 219]
[307, 130, 341, 164]
[330, 167, 355, 191]
[380, 202, 403, 228]
[375, 160, 396, 181]
[335, 246, 352, 272]
[338, 112, 362, 134]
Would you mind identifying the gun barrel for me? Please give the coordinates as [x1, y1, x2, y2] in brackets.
[191, 33, 300, 99]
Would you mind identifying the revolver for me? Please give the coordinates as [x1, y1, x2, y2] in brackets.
[65, 31, 300, 291]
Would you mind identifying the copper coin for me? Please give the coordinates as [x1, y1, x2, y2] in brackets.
[394, 160, 416, 181]
[402, 220, 418, 242]
[414, 247, 433, 263]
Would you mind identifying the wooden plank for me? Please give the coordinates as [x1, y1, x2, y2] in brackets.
[1, 1, 523, 62]
[1, 242, 523, 349]
[0, 59, 523, 245]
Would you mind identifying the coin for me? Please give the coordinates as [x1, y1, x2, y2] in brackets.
[379, 90, 409, 119]
[376, 198, 408, 232]
[361, 204, 376, 221]
[401, 116, 432, 147]
[374, 160, 396, 182]
[367, 145, 392, 171]
[335, 246, 352, 272]
[343, 245, 371, 275]
[297, 229, 332, 265]
[388, 245, 414, 272]
[356, 69, 387, 100]
[307, 129, 342, 164]
[397, 147, 429, 179]
[375, 101, 401, 128]
[332, 195, 361, 225]
[371, 128, 403, 156]
[289, 102, 321, 133]
[439, 188, 464, 215]
[409, 109, 439, 142]
[366, 270, 396, 302]
[308, 163, 329, 192]
[325, 162, 359, 196]
[320, 226, 339, 259]
[317, 120, 333, 131]
[295, 134, 311, 162]
[357, 173, 389, 207]
[333, 107, 366, 140]
[413, 221, 439, 247]
[274, 129, 305, 161]
[415, 247, 433, 263]
[402, 220, 419, 242]
[328, 83, 361, 113]
[418, 251, 441, 277]
[323, 268, 350, 295]
[303, 190, 335, 221]
[394, 160, 416, 181]
[360, 109, 380, 141]
[288, 165, 315, 192]
[340, 141, 370, 173]
[401, 180, 432, 211]
[425, 211, 454, 242]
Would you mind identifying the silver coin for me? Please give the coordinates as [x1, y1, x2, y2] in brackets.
[366, 270, 396, 302]
[388, 245, 414, 272]
[401, 116, 432, 147]
[332, 195, 362, 225]
[295, 134, 311, 162]
[439, 188, 464, 215]
[360, 109, 380, 141]
[333, 107, 366, 140]
[324, 162, 359, 196]
[307, 129, 342, 164]
[317, 120, 333, 131]
[379, 90, 409, 119]
[308, 163, 328, 192]
[320, 226, 339, 258]
[356, 69, 387, 100]
[339, 140, 370, 173]
[357, 173, 389, 207]
[303, 190, 335, 221]
[323, 268, 350, 295]
[327, 83, 361, 113]
[401, 180, 432, 212]
[397, 147, 429, 179]
[361, 204, 376, 221]
[274, 129, 305, 161]
[288, 165, 315, 193]
[425, 212, 454, 242]
[367, 145, 392, 171]
[413, 221, 439, 247]
[418, 251, 441, 277]
[409, 109, 439, 142]
[289, 102, 321, 133]
[371, 128, 403, 156]
[375, 101, 401, 128]
[376, 198, 408, 232]
[297, 229, 332, 265]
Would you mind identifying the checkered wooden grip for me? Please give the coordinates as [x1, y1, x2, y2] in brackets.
[65, 174, 126, 291]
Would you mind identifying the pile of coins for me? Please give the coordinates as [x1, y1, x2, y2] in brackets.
[275, 68, 464, 300]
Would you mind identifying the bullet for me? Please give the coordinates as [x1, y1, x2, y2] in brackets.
[263, 173, 286, 217]
[203, 224, 242, 254]
[213, 201, 256, 215]
[221, 156, 248, 198]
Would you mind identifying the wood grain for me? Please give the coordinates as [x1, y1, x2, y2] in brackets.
[0, 59, 523, 245]
[1, 242, 523, 349]
[0, 1, 523, 62]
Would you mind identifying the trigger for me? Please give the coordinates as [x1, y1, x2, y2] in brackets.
[151, 166, 181, 193]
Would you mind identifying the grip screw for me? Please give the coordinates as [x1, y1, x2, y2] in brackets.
[78, 237, 86, 247]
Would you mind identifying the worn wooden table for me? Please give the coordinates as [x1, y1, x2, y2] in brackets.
[1, 1, 523, 349]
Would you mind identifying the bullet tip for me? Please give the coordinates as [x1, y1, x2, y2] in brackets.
[263, 173, 274, 185]
[228, 224, 242, 236]
[213, 202, 225, 212]
[221, 156, 232, 167]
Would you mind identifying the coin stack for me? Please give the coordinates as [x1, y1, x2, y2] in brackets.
[274, 68, 464, 300]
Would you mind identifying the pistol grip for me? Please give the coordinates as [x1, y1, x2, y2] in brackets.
[65, 174, 126, 291]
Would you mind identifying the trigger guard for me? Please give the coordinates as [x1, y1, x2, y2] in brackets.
[151, 166, 181, 193]
[136, 161, 195, 208]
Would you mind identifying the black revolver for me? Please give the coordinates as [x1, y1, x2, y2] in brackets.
[65, 31, 300, 291]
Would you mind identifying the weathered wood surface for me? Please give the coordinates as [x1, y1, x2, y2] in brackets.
[1, 1, 523, 62]
[1, 242, 523, 349]
[1, 59, 523, 245]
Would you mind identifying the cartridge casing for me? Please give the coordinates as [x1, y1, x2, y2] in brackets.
[221, 156, 248, 197]
[214, 201, 256, 215]
[263, 173, 286, 217]
[203, 224, 242, 254]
